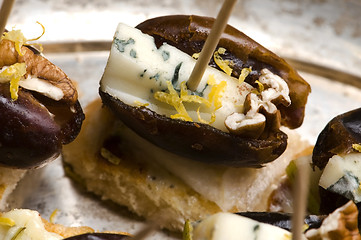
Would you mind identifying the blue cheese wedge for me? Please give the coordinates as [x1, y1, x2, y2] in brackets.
[319, 153, 361, 203]
[0, 209, 62, 240]
[100, 23, 291, 132]
[191, 212, 305, 240]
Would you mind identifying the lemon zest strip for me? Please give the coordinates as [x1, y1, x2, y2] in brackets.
[154, 81, 192, 122]
[213, 47, 233, 76]
[1, 22, 45, 56]
[49, 209, 59, 223]
[255, 80, 264, 92]
[239, 67, 252, 84]
[153, 75, 227, 124]
[352, 143, 361, 152]
[0, 217, 16, 227]
[207, 75, 227, 110]
[0, 63, 27, 100]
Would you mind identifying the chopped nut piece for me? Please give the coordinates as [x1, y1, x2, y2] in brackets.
[305, 201, 361, 240]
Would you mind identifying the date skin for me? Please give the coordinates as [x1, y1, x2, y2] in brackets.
[312, 107, 361, 170]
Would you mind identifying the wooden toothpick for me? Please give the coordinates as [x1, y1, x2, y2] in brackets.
[0, 0, 15, 37]
[292, 158, 310, 240]
[187, 0, 237, 91]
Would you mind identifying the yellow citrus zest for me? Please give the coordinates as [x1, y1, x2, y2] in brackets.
[1, 21, 45, 56]
[213, 47, 233, 76]
[154, 81, 192, 122]
[239, 66, 252, 84]
[134, 100, 149, 107]
[352, 143, 361, 152]
[207, 75, 227, 111]
[0, 63, 27, 100]
[0, 217, 16, 227]
[192, 52, 200, 59]
[255, 80, 264, 92]
[49, 209, 59, 223]
[154, 74, 227, 124]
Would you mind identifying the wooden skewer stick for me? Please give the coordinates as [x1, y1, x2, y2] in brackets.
[292, 158, 310, 240]
[0, 0, 15, 37]
[187, 0, 237, 91]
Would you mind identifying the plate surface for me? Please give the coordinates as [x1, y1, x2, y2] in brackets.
[3, 0, 361, 239]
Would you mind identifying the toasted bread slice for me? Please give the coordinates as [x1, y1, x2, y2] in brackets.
[63, 99, 312, 231]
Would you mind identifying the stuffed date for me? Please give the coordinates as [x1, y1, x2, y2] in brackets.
[99, 15, 311, 167]
[0, 30, 84, 168]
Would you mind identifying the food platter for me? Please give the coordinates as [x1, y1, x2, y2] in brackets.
[3, 0, 361, 239]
